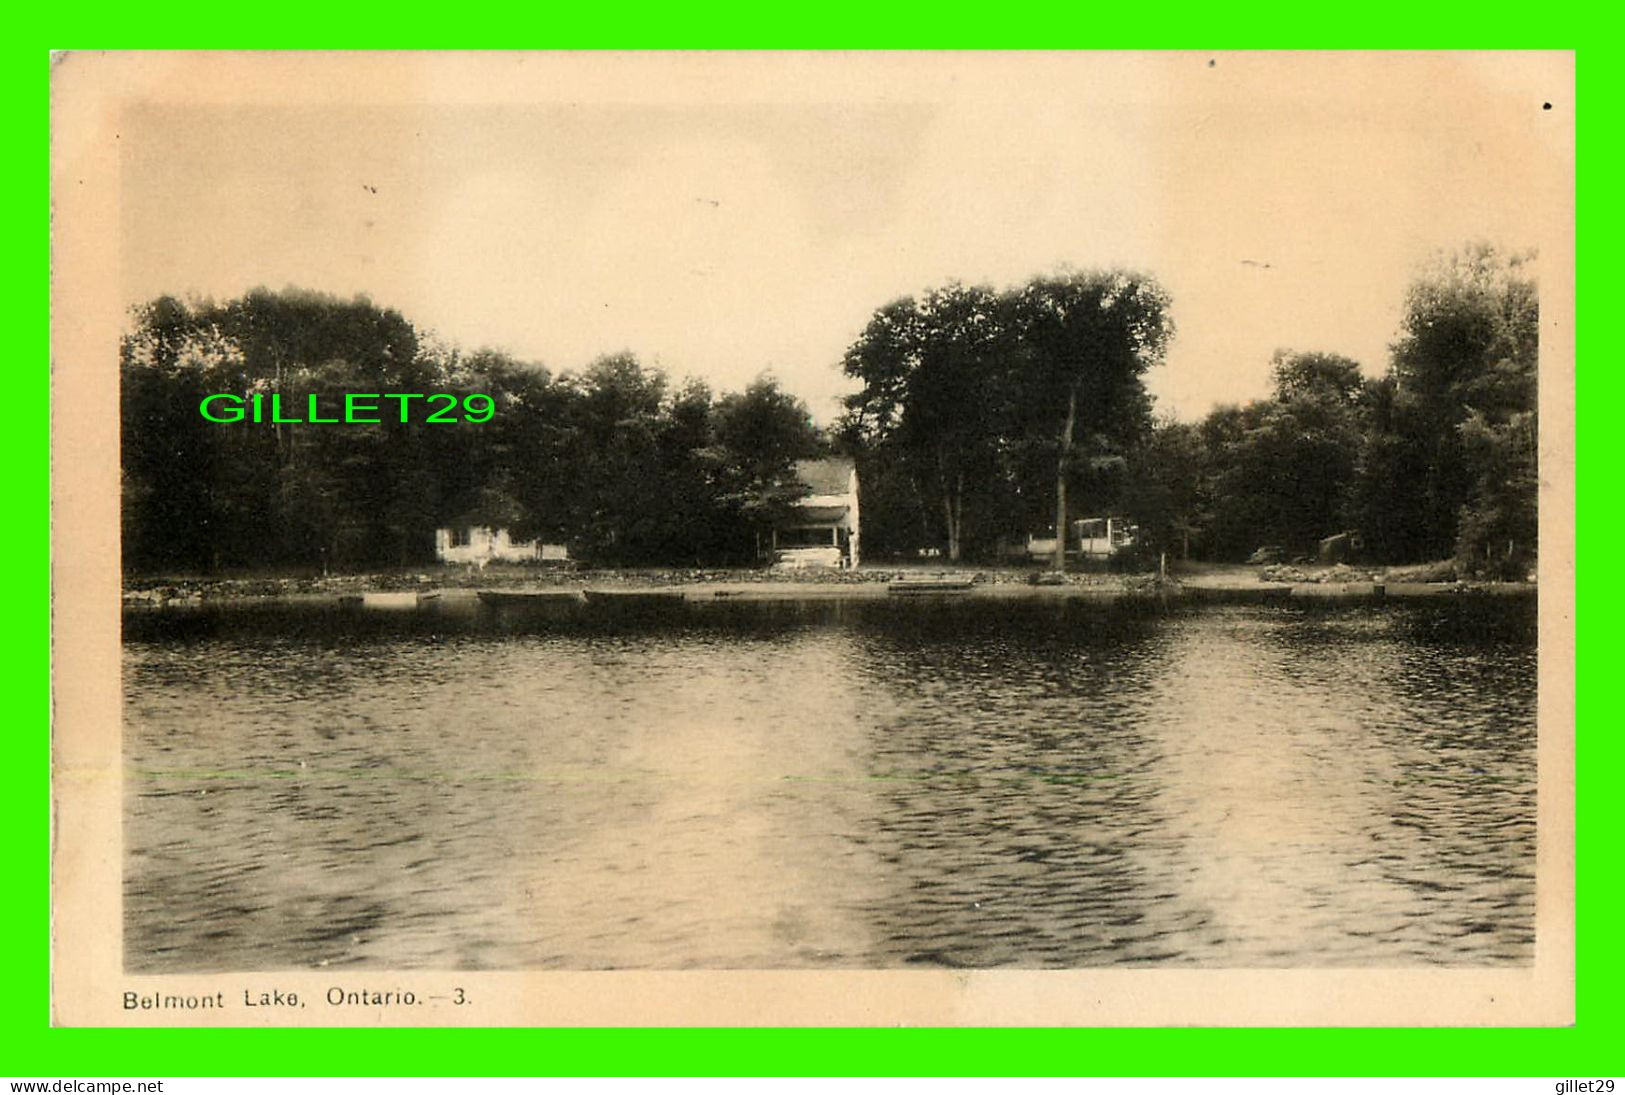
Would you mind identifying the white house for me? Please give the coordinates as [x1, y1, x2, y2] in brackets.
[771, 458, 860, 569]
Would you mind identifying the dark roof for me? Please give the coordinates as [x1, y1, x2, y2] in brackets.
[794, 457, 856, 496]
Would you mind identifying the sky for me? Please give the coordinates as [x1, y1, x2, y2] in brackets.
[113, 52, 1571, 423]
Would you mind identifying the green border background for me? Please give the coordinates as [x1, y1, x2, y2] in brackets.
[24, 21, 1608, 1077]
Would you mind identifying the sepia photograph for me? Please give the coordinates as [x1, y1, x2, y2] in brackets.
[50, 50, 1574, 1027]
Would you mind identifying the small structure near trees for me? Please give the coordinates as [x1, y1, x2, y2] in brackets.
[434, 526, 569, 566]
[1317, 530, 1364, 565]
[1020, 516, 1136, 563]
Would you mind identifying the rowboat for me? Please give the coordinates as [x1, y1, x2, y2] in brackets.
[888, 578, 975, 595]
[362, 591, 423, 610]
[475, 589, 586, 607]
[582, 589, 688, 607]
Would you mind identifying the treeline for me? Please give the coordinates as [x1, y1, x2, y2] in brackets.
[121, 289, 824, 573]
[843, 245, 1538, 577]
[124, 244, 1537, 578]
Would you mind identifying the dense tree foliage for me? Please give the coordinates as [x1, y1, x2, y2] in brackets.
[1194, 351, 1367, 560]
[1155, 246, 1538, 573]
[1377, 244, 1539, 572]
[843, 247, 1538, 575]
[125, 244, 1539, 579]
[120, 290, 823, 573]
[1009, 272, 1171, 569]
[1120, 417, 1204, 560]
[840, 285, 1014, 561]
[708, 376, 828, 557]
[840, 271, 1171, 567]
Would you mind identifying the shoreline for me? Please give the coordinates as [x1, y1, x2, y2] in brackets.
[122, 563, 1536, 608]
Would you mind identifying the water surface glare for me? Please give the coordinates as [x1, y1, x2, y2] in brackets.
[124, 596, 1537, 970]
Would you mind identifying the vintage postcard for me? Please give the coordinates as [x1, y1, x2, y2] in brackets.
[50, 50, 1575, 1026]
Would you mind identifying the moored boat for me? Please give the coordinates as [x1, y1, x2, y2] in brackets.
[582, 588, 687, 605]
[888, 578, 975, 595]
[361, 591, 422, 610]
[475, 589, 586, 606]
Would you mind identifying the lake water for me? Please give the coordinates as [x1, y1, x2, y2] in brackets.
[123, 594, 1538, 971]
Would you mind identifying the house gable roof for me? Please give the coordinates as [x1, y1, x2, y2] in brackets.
[793, 457, 855, 496]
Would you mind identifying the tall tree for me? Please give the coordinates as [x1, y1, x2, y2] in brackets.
[712, 375, 823, 482]
[562, 353, 669, 564]
[121, 289, 452, 571]
[1190, 351, 1367, 561]
[1385, 244, 1538, 564]
[840, 284, 1011, 561]
[430, 348, 558, 547]
[710, 375, 824, 561]
[1123, 417, 1206, 560]
[121, 298, 262, 571]
[1010, 271, 1172, 571]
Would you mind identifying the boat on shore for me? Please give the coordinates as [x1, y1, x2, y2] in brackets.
[888, 578, 976, 595]
[362, 590, 427, 610]
[475, 589, 586, 607]
[582, 588, 688, 607]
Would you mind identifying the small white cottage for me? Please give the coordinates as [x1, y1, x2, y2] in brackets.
[434, 526, 569, 566]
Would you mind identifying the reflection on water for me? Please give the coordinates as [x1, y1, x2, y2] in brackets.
[124, 596, 1537, 970]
